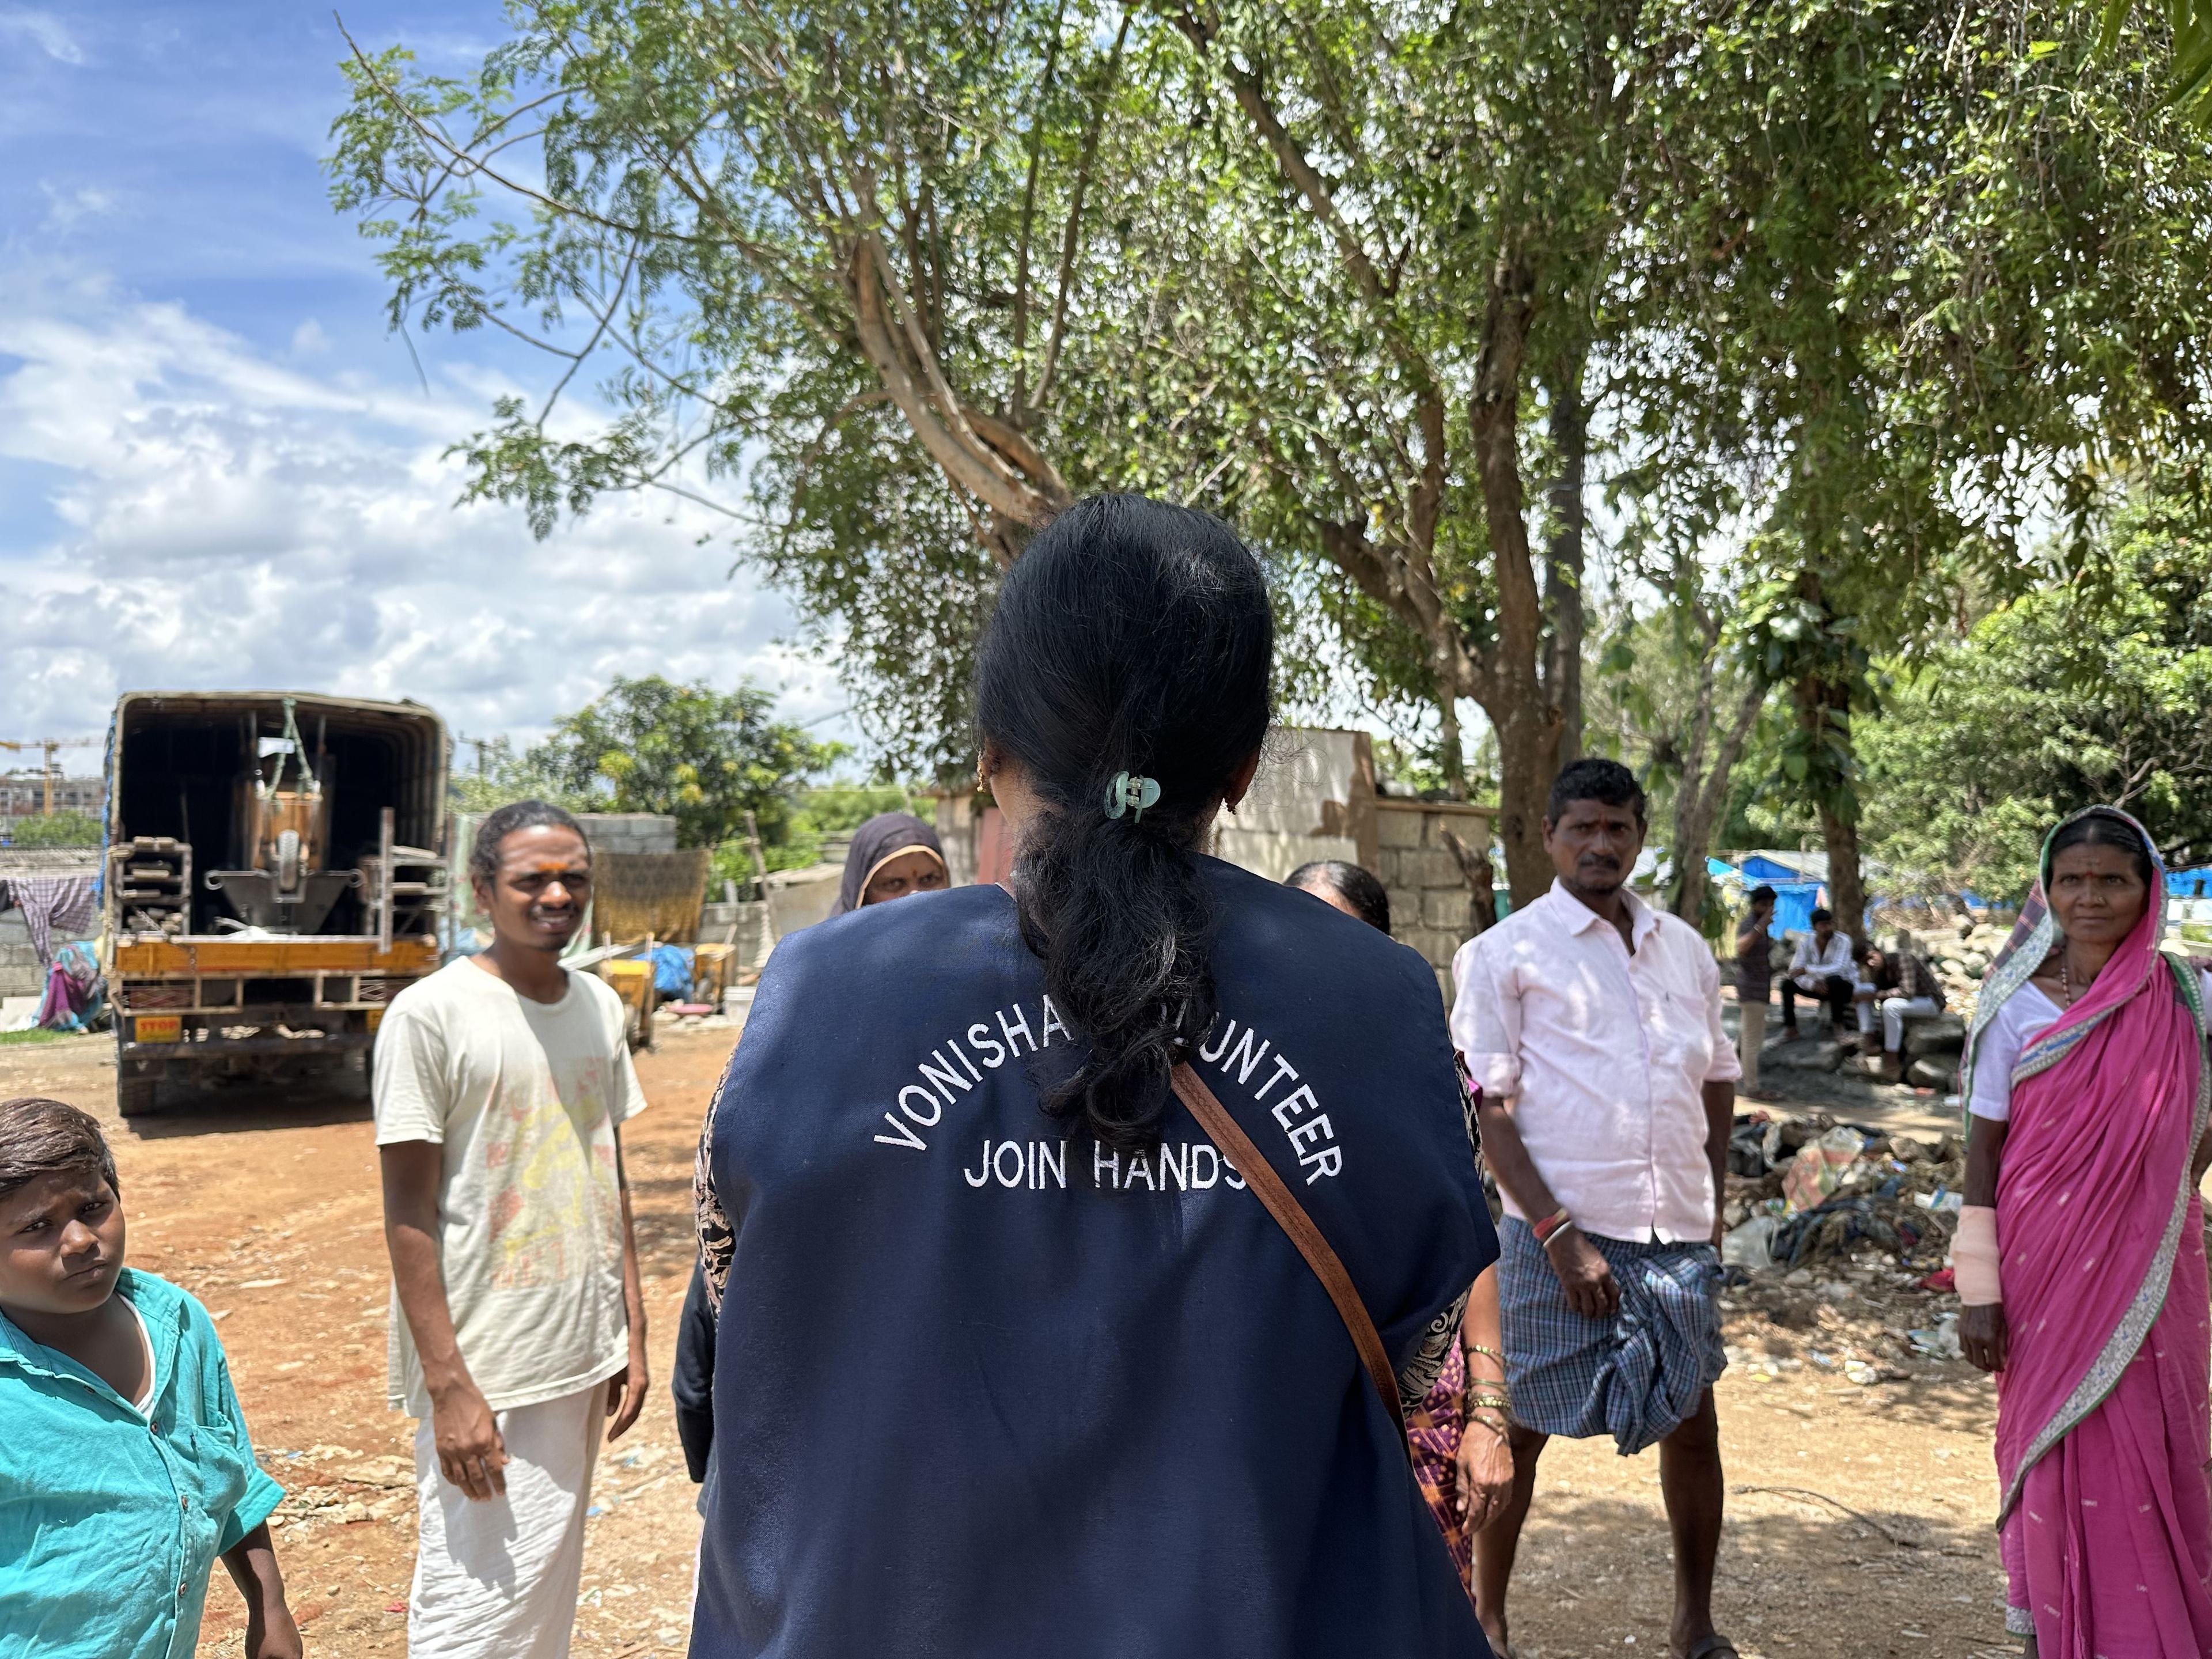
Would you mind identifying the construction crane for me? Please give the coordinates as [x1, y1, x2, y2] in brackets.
[0, 737, 101, 814]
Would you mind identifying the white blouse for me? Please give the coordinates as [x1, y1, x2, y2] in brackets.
[1969, 968, 2212, 1122]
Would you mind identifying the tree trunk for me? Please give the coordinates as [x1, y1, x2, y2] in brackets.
[1669, 677, 1767, 925]
[1468, 251, 1561, 910]
[1820, 803, 1866, 952]
[1543, 358, 1588, 768]
[1492, 704, 1561, 911]
[1435, 653, 1467, 797]
[1793, 658, 1867, 949]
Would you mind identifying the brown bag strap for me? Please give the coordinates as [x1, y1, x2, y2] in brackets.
[1171, 1062, 1408, 1451]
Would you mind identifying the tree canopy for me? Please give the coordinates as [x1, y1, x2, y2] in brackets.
[331, 0, 2212, 907]
[1860, 487, 2212, 899]
[527, 675, 838, 850]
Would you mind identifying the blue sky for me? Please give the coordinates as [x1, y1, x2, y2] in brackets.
[0, 2, 839, 755]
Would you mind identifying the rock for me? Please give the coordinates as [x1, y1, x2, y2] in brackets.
[1772, 1039, 1845, 1072]
[1907, 1056, 1956, 1089]
[1889, 1134, 1929, 1164]
[1901, 1013, 1968, 1058]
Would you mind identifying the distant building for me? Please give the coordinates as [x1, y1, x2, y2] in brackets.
[0, 772, 107, 824]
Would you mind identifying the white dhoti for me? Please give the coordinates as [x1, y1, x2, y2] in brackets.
[408, 1380, 607, 1658]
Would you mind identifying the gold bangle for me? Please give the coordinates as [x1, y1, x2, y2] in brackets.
[1464, 1412, 1510, 1441]
[1464, 1342, 1507, 1366]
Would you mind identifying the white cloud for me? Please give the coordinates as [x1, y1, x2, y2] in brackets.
[0, 266, 841, 749]
[0, 9, 84, 65]
[39, 181, 113, 230]
[289, 318, 330, 358]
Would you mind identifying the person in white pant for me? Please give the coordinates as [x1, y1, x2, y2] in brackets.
[375, 800, 650, 1658]
[1854, 943, 1946, 1082]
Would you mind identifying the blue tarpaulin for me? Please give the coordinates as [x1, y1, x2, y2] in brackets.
[1708, 857, 1824, 935]
[651, 942, 695, 998]
[1765, 882, 1826, 936]
[1739, 855, 1812, 883]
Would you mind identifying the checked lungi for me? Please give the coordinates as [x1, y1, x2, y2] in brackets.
[1497, 1216, 1725, 1456]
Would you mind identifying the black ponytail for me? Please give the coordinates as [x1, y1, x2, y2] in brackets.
[975, 494, 1274, 1149]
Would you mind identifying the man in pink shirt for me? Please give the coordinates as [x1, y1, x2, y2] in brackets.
[1450, 758, 1740, 1659]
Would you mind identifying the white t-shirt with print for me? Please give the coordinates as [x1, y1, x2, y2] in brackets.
[373, 957, 646, 1416]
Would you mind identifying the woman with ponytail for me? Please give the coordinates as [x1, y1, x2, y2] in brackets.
[689, 495, 1495, 1658]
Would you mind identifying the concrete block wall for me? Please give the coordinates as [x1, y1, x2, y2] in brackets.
[1374, 800, 1498, 1003]
[575, 813, 679, 855]
[0, 911, 39, 999]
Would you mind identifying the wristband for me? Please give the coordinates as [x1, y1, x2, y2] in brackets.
[1530, 1206, 1573, 1245]
[1953, 1205, 2002, 1306]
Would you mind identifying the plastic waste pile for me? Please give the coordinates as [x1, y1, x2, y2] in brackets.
[1722, 1113, 1963, 1275]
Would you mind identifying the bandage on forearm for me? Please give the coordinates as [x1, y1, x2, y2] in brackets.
[1952, 1205, 2001, 1306]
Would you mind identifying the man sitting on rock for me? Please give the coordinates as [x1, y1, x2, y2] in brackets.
[1855, 942, 1945, 1082]
[1780, 907, 1857, 1037]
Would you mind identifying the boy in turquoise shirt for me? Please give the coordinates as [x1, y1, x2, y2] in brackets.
[0, 1095, 300, 1659]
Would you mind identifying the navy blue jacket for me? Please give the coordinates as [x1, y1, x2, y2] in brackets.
[694, 859, 1495, 1658]
[673, 1259, 717, 1484]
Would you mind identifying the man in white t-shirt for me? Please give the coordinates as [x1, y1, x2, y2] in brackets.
[375, 801, 648, 1659]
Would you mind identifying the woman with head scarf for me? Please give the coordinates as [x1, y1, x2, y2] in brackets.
[1956, 808, 2212, 1656]
[1287, 861, 1514, 1592]
[830, 813, 949, 915]
[690, 495, 1495, 1658]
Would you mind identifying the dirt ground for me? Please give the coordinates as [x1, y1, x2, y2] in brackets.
[0, 1027, 2018, 1659]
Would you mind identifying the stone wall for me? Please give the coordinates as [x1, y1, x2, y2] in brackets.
[1375, 799, 1498, 1002]
[575, 813, 679, 855]
[0, 851, 101, 998]
[1213, 728, 1378, 879]
[926, 730, 1500, 1003]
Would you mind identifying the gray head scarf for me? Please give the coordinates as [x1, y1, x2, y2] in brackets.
[832, 812, 948, 915]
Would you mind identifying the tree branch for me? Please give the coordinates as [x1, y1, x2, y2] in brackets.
[1032, 8, 1130, 415]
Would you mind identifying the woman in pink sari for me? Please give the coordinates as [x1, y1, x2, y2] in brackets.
[1958, 808, 2212, 1655]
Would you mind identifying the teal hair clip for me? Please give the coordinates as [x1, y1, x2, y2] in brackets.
[1104, 771, 1162, 823]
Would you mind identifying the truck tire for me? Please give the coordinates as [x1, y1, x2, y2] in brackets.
[117, 1070, 160, 1118]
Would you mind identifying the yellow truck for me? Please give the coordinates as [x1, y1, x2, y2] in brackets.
[103, 691, 450, 1116]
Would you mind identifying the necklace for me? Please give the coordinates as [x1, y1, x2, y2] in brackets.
[2059, 948, 2073, 1007]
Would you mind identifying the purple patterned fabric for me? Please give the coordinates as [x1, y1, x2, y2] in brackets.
[2, 875, 98, 967]
[1407, 1341, 1472, 1581]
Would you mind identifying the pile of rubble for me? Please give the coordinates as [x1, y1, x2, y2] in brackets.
[1907, 915, 2020, 1018]
[1724, 1114, 1964, 1276]
[1718, 1112, 1971, 1371]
